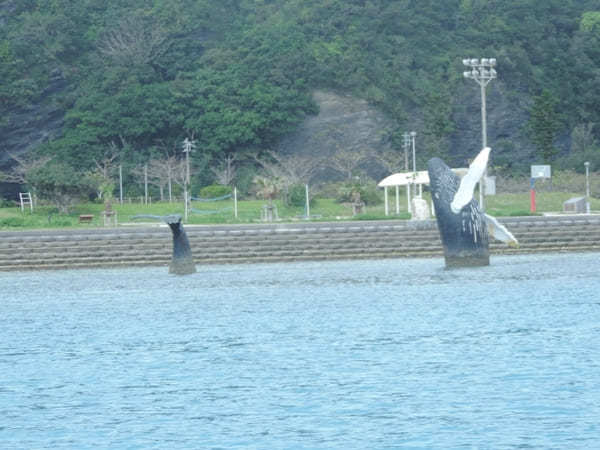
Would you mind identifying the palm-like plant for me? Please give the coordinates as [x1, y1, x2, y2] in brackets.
[253, 175, 282, 207]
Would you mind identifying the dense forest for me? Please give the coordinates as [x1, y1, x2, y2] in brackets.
[2, 0, 600, 201]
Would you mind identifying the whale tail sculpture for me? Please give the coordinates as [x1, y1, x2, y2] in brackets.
[131, 214, 196, 275]
[428, 147, 518, 268]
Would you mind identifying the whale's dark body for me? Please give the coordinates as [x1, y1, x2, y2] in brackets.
[166, 216, 196, 275]
[132, 214, 196, 275]
[427, 157, 489, 268]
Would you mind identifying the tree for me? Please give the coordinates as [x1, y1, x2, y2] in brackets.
[89, 143, 120, 200]
[376, 149, 406, 174]
[253, 175, 282, 206]
[255, 150, 321, 186]
[211, 152, 238, 186]
[28, 162, 95, 213]
[580, 11, 600, 33]
[422, 89, 454, 162]
[0, 153, 52, 188]
[252, 149, 323, 205]
[97, 15, 169, 68]
[3, 0, 600, 181]
[329, 147, 373, 180]
[146, 155, 180, 202]
[167, 158, 189, 196]
[571, 123, 597, 154]
[528, 90, 559, 163]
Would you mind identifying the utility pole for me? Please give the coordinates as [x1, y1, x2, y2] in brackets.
[402, 132, 411, 171]
[119, 164, 123, 205]
[182, 138, 195, 222]
[411, 131, 418, 198]
[410, 131, 417, 174]
[144, 163, 148, 205]
[585, 161, 591, 214]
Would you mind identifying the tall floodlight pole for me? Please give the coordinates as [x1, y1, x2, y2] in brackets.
[585, 161, 591, 214]
[463, 57, 497, 210]
[182, 138, 195, 222]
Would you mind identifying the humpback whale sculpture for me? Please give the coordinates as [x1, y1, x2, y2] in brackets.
[132, 214, 196, 275]
[427, 147, 518, 268]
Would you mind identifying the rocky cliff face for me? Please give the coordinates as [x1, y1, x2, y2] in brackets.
[0, 69, 67, 167]
[277, 90, 394, 154]
[0, 1, 70, 199]
[0, 67, 68, 199]
[275, 90, 395, 182]
[276, 87, 534, 183]
[450, 81, 534, 171]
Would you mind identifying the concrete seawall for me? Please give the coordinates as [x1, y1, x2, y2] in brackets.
[1, 215, 600, 271]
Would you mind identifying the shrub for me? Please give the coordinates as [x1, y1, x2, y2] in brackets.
[288, 184, 316, 208]
[0, 198, 16, 207]
[360, 185, 383, 206]
[198, 184, 232, 199]
[336, 181, 382, 206]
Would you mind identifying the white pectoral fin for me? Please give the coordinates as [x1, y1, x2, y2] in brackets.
[450, 147, 491, 213]
[484, 214, 519, 248]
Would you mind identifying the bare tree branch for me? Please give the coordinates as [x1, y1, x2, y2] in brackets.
[254, 150, 322, 186]
[93, 143, 119, 180]
[97, 16, 168, 66]
[328, 147, 372, 179]
[571, 123, 597, 154]
[376, 149, 405, 174]
[165, 158, 187, 190]
[211, 153, 238, 186]
[145, 156, 181, 201]
[0, 152, 51, 185]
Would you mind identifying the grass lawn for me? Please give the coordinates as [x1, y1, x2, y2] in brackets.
[0, 191, 598, 230]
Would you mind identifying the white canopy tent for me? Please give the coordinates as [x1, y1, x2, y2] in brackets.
[378, 169, 467, 216]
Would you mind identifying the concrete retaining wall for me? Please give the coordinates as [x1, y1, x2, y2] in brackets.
[1, 215, 599, 271]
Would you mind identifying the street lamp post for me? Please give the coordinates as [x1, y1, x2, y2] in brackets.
[463, 57, 497, 210]
[585, 161, 591, 214]
[182, 137, 195, 222]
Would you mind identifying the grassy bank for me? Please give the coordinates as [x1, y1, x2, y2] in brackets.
[0, 191, 597, 230]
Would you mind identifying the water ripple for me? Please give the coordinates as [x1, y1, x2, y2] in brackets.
[1, 253, 599, 448]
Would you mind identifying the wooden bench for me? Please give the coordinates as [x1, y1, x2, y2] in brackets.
[78, 214, 94, 224]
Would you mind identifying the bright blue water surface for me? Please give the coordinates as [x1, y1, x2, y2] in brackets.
[1, 252, 600, 449]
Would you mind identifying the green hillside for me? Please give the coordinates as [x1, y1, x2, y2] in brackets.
[1, 0, 600, 195]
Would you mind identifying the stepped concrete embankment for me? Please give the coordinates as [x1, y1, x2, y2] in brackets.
[1, 215, 599, 271]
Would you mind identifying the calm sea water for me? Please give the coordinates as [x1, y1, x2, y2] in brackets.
[1, 253, 599, 449]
